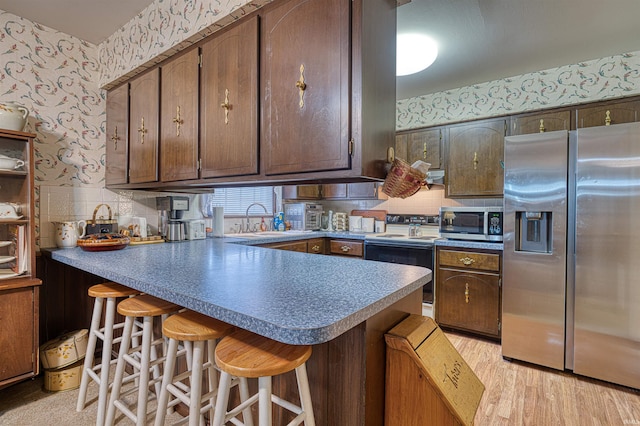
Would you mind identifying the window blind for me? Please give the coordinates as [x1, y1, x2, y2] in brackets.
[203, 187, 276, 216]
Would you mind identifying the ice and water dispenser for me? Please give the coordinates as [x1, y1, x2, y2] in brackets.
[515, 211, 552, 253]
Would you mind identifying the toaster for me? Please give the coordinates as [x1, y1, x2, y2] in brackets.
[185, 220, 206, 240]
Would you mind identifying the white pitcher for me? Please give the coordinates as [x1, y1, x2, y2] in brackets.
[0, 102, 29, 131]
[54, 220, 87, 248]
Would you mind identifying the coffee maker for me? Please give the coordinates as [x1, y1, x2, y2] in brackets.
[156, 196, 189, 241]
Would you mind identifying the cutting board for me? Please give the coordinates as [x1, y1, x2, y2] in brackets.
[350, 210, 387, 221]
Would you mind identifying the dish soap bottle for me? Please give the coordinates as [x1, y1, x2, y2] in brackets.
[260, 217, 267, 232]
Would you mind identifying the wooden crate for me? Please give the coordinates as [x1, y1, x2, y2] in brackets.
[385, 315, 484, 425]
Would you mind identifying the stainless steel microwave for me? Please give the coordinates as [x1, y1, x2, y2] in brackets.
[439, 206, 503, 241]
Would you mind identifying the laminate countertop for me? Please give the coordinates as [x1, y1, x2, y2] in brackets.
[50, 238, 431, 345]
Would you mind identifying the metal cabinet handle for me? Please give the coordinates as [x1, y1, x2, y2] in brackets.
[465, 283, 470, 303]
[341, 245, 351, 252]
[137, 117, 147, 144]
[295, 64, 306, 108]
[220, 89, 230, 124]
[605, 110, 611, 126]
[311, 245, 320, 252]
[423, 142, 427, 160]
[539, 119, 545, 133]
[473, 152, 478, 170]
[172, 105, 183, 136]
[459, 256, 475, 266]
[111, 126, 120, 150]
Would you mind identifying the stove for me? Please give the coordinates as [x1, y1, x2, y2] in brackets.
[363, 214, 439, 305]
[364, 214, 440, 246]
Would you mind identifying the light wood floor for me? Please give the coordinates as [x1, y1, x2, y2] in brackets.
[446, 332, 640, 426]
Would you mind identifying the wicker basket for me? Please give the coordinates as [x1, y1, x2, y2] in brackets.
[381, 158, 427, 198]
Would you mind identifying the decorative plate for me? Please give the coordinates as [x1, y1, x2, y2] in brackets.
[77, 233, 130, 252]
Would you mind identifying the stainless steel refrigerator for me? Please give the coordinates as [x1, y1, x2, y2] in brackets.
[502, 122, 640, 389]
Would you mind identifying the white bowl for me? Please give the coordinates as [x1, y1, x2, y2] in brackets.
[0, 155, 24, 170]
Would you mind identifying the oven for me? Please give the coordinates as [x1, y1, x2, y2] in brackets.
[364, 240, 434, 303]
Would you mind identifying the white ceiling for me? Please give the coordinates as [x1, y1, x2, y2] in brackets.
[1, 0, 640, 100]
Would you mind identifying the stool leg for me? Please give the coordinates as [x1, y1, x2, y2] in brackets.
[295, 364, 316, 426]
[154, 337, 179, 426]
[105, 315, 134, 426]
[77, 296, 103, 413]
[206, 339, 217, 423]
[190, 341, 205, 426]
[258, 376, 272, 426]
[239, 377, 253, 426]
[212, 371, 233, 426]
[136, 315, 153, 426]
[96, 296, 117, 426]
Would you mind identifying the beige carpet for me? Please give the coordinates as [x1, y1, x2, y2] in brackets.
[0, 371, 185, 425]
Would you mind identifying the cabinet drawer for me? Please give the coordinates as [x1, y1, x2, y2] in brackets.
[438, 249, 500, 272]
[329, 239, 363, 257]
[262, 240, 308, 253]
[307, 238, 326, 254]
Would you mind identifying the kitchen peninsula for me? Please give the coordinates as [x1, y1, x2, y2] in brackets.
[49, 238, 431, 425]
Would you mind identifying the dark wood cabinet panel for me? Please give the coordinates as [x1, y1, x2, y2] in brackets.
[436, 269, 501, 337]
[160, 48, 200, 182]
[201, 17, 259, 178]
[105, 83, 128, 185]
[446, 119, 506, 197]
[322, 182, 378, 199]
[282, 185, 322, 200]
[329, 239, 363, 257]
[306, 238, 326, 254]
[0, 286, 38, 389]
[577, 99, 640, 128]
[435, 247, 501, 339]
[262, 0, 350, 175]
[409, 128, 442, 170]
[510, 110, 571, 135]
[260, 240, 308, 252]
[129, 68, 159, 183]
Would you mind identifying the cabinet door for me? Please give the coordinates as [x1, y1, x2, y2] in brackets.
[322, 184, 348, 199]
[161, 48, 199, 182]
[0, 286, 36, 385]
[201, 17, 259, 178]
[282, 185, 322, 200]
[436, 269, 500, 337]
[394, 133, 408, 164]
[263, 0, 350, 175]
[408, 128, 442, 170]
[510, 110, 571, 135]
[307, 238, 326, 254]
[577, 99, 640, 128]
[347, 182, 378, 199]
[129, 68, 159, 183]
[447, 119, 505, 197]
[105, 83, 128, 185]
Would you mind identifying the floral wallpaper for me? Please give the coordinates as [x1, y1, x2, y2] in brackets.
[0, 10, 104, 187]
[98, 0, 272, 89]
[397, 51, 640, 130]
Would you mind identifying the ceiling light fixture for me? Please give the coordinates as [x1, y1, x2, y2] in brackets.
[396, 33, 438, 77]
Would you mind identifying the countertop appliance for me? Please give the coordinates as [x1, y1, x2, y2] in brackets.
[439, 206, 503, 242]
[364, 214, 439, 306]
[156, 196, 189, 241]
[503, 124, 640, 390]
[284, 202, 323, 231]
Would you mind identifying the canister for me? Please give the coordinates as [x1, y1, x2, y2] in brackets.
[43, 359, 84, 392]
[39, 329, 88, 370]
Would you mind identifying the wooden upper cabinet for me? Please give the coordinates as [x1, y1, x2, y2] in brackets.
[129, 68, 159, 184]
[200, 16, 259, 178]
[105, 83, 128, 185]
[262, 0, 350, 175]
[160, 48, 200, 182]
[577, 99, 640, 128]
[282, 185, 322, 200]
[409, 129, 442, 170]
[446, 119, 506, 198]
[510, 110, 571, 135]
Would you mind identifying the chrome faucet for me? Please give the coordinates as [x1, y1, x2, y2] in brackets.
[245, 202, 269, 232]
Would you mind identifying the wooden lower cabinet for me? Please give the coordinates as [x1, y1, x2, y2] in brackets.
[435, 247, 501, 339]
[259, 238, 327, 254]
[329, 239, 363, 257]
[0, 280, 40, 390]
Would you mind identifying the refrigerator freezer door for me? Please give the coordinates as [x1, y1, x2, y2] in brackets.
[574, 122, 640, 389]
[502, 130, 569, 370]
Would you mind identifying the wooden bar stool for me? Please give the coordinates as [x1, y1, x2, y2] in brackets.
[76, 282, 140, 426]
[105, 294, 180, 426]
[154, 310, 250, 426]
[212, 329, 316, 426]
